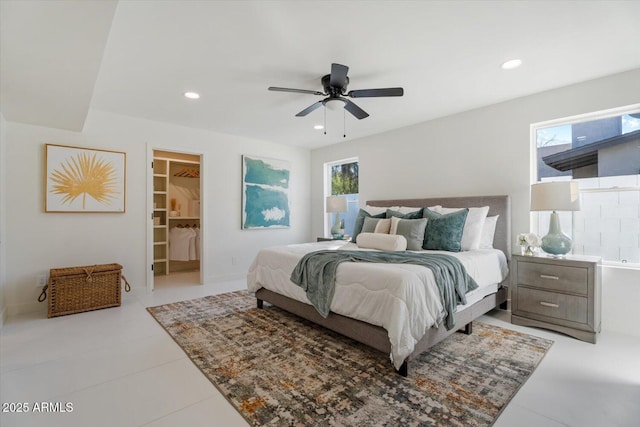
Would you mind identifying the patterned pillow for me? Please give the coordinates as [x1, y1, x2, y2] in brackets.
[422, 208, 469, 252]
[352, 209, 386, 243]
[362, 217, 392, 234]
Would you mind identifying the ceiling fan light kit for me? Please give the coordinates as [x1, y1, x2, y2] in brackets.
[268, 63, 404, 124]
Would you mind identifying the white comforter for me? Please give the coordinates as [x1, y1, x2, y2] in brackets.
[247, 241, 508, 369]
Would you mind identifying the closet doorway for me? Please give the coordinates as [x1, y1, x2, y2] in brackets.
[150, 149, 203, 290]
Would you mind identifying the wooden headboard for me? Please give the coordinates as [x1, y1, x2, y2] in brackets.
[366, 195, 511, 259]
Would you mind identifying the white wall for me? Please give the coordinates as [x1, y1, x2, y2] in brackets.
[0, 113, 7, 325]
[5, 109, 310, 315]
[311, 68, 640, 337]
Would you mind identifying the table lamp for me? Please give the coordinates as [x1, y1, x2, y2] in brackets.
[530, 181, 581, 256]
[326, 195, 347, 238]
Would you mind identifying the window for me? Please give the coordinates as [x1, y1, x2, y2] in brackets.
[533, 105, 640, 265]
[325, 158, 359, 238]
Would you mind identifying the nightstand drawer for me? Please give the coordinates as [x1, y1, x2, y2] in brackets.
[517, 261, 588, 295]
[516, 287, 587, 324]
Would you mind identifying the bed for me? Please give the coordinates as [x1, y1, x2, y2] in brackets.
[247, 195, 511, 376]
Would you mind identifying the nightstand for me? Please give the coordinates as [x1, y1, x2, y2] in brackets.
[511, 254, 601, 343]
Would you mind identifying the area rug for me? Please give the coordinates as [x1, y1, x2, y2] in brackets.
[147, 291, 553, 426]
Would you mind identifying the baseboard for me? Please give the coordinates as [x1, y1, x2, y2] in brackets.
[126, 286, 154, 300]
[206, 272, 246, 283]
[7, 300, 47, 318]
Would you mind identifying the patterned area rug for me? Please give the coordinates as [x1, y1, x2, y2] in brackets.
[147, 291, 552, 426]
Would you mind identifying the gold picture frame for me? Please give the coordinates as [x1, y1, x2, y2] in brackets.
[45, 144, 126, 213]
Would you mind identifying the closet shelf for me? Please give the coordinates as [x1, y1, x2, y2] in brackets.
[169, 216, 200, 220]
[154, 191, 167, 195]
[154, 241, 167, 245]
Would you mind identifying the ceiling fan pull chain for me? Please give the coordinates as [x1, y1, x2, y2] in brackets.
[343, 109, 346, 138]
[324, 106, 327, 135]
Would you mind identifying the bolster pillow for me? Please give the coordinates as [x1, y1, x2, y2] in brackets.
[356, 233, 408, 251]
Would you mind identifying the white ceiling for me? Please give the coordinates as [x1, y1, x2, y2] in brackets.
[2, 1, 640, 149]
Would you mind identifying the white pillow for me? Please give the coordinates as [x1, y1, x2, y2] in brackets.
[364, 205, 400, 215]
[356, 232, 407, 251]
[430, 206, 489, 251]
[479, 215, 499, 249]
[395, 206, 426, 214]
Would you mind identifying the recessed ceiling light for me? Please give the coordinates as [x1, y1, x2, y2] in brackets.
[184, 91, 200, 99]
[314, 125, 324, 130]
[501, 59, 522, 70]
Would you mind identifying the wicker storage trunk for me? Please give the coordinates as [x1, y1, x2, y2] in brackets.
[38, 263, 131, 318]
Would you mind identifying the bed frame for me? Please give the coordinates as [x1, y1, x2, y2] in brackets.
[256, 195, 511, 376]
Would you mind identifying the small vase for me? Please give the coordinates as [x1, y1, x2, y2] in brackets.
[521, 245, 537, 256]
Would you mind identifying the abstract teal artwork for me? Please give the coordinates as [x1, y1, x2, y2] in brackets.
[242, 155, 290, 229]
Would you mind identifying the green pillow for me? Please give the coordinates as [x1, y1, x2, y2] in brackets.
[352, 209, 386, 243]
[422, 208, 469, 252]
[386, 208, 424, 219]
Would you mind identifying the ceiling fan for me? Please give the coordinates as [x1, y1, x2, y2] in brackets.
[268, 63, 404, 120]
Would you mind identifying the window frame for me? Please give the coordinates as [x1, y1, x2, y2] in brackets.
[530, 103, 640, 268]
[324, 157, 359, 238]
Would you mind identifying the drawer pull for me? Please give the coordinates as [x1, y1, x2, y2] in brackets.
[540, 301, 560, 308]
[540, 274, 560, 280]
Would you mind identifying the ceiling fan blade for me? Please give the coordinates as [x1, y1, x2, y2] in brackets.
[295, 101, 324, 117]
[343, 99, 369, 120]
[330, 63, 349, 89]
[347, 87, 404, 98]
[268, 87, 324, 95]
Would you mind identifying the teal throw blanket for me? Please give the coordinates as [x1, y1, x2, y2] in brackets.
[290, 250, 479, 330]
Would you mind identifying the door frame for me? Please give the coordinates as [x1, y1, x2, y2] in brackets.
[146, 143, 206, 292]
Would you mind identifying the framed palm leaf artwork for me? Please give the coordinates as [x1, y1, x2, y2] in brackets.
[45, 144, 126, 213]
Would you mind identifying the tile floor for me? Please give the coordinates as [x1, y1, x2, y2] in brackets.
[1, 272, 639, 427]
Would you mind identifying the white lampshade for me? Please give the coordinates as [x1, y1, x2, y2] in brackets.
[326, 195, 347, 213]
[530, 181, 581, 212]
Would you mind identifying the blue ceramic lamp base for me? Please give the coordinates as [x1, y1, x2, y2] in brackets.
[541, 211, 572, 256]
[330, 212, 344, 239]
